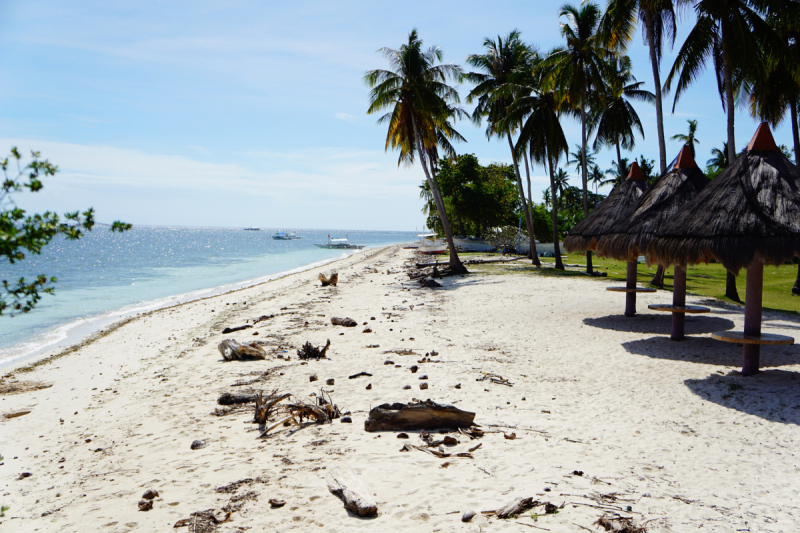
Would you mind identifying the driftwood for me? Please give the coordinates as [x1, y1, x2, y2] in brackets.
[319, 272, 339, 287]
[331, 317, 357, 327]
[222, 324, 253, 334]
[218, 339, 266, 361]
[257, 389, 342, 437]
[217, 392, 256, 405]
[297, 339, 330, 360]
[325, 462, 378, 517]
[254, 390, 293, 425]
[595, 516, 646, 533]
[364, 400, 475, 432]
[496, 497, 537, 519]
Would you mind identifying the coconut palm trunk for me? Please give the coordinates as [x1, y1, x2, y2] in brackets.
[581, 93, 593, 274]
[721, 31, 740, 301]
[645, 10, 668, 176]
[411, 116, 465, 274]
[794, 102, 800, 295]
[548, 154, 564, 270]
[507, 133, 540, 264]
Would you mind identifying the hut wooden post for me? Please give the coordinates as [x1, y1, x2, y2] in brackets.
[625, 261, 637, 317]
[671, 265, 687, 340]
[742, 261, 764, 375]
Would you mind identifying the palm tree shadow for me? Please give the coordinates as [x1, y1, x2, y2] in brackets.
[583, 314, 735, 335]
[685, 370, 800, 425]
[622, 335, 800, 367]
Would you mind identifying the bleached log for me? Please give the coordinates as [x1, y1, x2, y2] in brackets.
[325, 462, 378, 517]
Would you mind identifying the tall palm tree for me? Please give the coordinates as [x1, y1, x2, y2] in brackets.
[604, 156, 631, 186]
[670, 119, 699, 158]
[569, 144, 597, 177]
[465, 30, 541, 264]
[593, 56, 654, 177]
[707, 142, 730, 169]
[665, 0, 781, 170]
[365, 29, 468, 273]
[540, 2, 612, 274]
[507, 88, 570, 270]
[553, 167, 571, 206]
[599, 0, 691, 176]
[589, 164, 606, 193]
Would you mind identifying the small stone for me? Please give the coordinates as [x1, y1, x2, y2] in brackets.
[142, 489, 159, 500]
[190, 439, 206, 450]
[384, 360, 394, 365]
[397, 433, 409, 439]
[419, 383, 428, 390]
[269, 498, 286, 508]
[326, 378, 335, 386]
[252, 331, 259, 336]
[366, 384, 372, 390]
[409, 365, 418, 373]
[17, 472, 32, 480]
[419, 375, 428, 380]
[362, 327, 372, 333]
[455, 383, 461, 389]
[544, 487, 551, 492]
[462, 509, 477, 523]
[370, 317, 376, 320]
[341, 416, 352, 423]
[309, 374, 318, 382]
[442, 436, 458, 445]
[138, 499, 153, 511]
[403, 385, 411, 390]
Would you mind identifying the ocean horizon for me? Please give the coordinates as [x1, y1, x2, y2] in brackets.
[0, 225, 415, 369]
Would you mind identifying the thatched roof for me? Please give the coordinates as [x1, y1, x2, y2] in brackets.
[594, 145, 709, 263]
[647, 123, 800, 273]
[563, 162, 649, 252]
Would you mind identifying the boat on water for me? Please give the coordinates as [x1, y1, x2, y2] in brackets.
[314, 235, 365, 250]
[243, 227, 261, 231]
[272, 231, 301, 240]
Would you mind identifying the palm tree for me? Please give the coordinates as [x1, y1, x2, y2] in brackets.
[707, 142, 730, 169]
[508, 88, 570, 270]
[604, 156, 631, 186]
[540, 2, 612, 274]
[598, 0, 691, 176]
[553, 167, 570, 206]
[365, 29, 468, 273]
[665, 0, 782, 170]
[465, 30, 541, 264]
[569, 144, 597, 178]
[593, 56, 654, 178]
[589, 164, 606, 193]
[670, 119, 699, 158]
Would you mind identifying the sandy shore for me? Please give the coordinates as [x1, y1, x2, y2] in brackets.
[1, 246, 799, 532]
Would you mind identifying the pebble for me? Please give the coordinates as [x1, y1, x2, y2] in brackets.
[403, 385, 411, 390]
[190, 440, 206, 450]
[341, 416, 352, 423]
[366, 384, 372, 390]
[326, 379, 335, 386]
[397, 433, 409, 439]
[409, 365, 418, 373]
[455, 383, 461, 389]
[142, 489, 159, 500]
[419, 383, 429, 390]
[138, 500, 153, 511]
[419, 375, 428, 380]
[462, 510, 476, 523]
[309, 374, 318, 382]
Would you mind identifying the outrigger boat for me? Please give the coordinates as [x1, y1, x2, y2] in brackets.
[272, 231, 301, 240]
[314, 235, 365, 250]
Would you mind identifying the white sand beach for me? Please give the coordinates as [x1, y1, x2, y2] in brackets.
[1, 245, 799, 532]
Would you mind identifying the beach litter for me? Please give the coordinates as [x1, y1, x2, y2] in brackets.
[297, 339, 330, 360]
[363, 400, 475, 432]
[319, 272, 338, 287]
[331, 316, 357, 327]
[325, 462, 378, 517]
[217, 339, 266, 361]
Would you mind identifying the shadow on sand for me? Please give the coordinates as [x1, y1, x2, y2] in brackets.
[685, 369, 800, 425]
[584, 314, 735, 335]
[622, 335, 800, 368]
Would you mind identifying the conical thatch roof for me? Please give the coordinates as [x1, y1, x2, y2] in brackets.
[595, 145, 709, 262]
[563, 162, 650, 252]
[647, 123, 800, 273]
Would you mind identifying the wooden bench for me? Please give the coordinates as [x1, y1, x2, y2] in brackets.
[711, 331, 794, 345]
[648, 304, 710, 314]
[606, 287, 657, 293]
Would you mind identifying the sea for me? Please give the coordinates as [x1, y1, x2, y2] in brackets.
[0, 226, 415, 369]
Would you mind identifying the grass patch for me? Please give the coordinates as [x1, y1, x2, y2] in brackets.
[462, 252, 800, 315]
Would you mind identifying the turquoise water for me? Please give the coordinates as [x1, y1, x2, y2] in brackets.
[0, 226, 414, 367]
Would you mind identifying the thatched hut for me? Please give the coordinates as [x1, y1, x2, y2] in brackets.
[564, 162, 651, 316]
[648, 123, 799, 374]
[595, 145, 710, 339]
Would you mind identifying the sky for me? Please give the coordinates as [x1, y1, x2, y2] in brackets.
[1, 0, 795, 231]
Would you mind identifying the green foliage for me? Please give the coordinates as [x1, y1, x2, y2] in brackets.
[424, 154, 520, 237]
[0, 148, 131, 315]
[0, 504, 8, 517]
[530, 203, 554, 243]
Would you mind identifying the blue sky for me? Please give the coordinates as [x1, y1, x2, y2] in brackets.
[1, 1, 794, 231]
